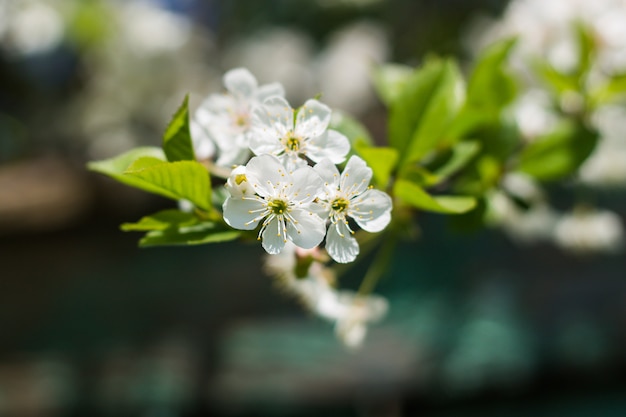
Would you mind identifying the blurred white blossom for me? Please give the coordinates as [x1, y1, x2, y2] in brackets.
[488, 174, 558, 243]
[2, 0, 64, 56]
[553, 207, 624, 254]
[315, 21, 388, 114]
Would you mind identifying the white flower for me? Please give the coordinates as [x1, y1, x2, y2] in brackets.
[225, 165, 254, 197]
[222, 154, 326, 254]
[250, 96, 350, 171]
[318, 291, 388, 349]
[192, 68, 285, 166]
[314, 156, 392, 263]
[553, 207, 624, 254]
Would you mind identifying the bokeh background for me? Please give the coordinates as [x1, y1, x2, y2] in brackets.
[1, 0, 626, 416]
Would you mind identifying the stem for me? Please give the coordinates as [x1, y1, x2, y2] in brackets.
[357, 233, 397, 297]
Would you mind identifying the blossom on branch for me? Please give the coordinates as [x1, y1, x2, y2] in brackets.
[192, 67, 285, 166]
[250, 96, 350, 172]
[222, 154, 326, 254]
[314, 156, 392, 263]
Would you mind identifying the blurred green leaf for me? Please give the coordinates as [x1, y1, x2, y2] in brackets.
[354, 143, 398, 188]
[389, 58, 464, 166]
[574, 21, 596, 78]
[516, 121, 598, 181]
[430, 141, 481, 184]
[534, 60, 579, 95]
[590, 73, 626, 106]
[124, 158, 211, 210]
[121, 209, 198, 231]
[466, 38, 517, 113]
[394, 179, 476, 214]
[163, 95, 196, 162]
[371, 63, 414, 106]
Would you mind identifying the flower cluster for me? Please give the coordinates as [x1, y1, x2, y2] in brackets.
[192, 68, 393, 347]
[200, 68, 393, 265]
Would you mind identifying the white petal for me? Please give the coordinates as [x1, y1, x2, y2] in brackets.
[296, 99, 331, 138]
[341, 155, 372, 195]
[350, 189, 392, 233]
[190, 119, 216, 160]
[262, 217, 286, 255]
[286, 208, 326, 249]
[258, 96, 294, 131]
[290, 166, 324, 204]
[313, 158, 341, 191]
[335, 319, 367, 349]
[326, 221, 360, 263]
[222, 197, 265, 230]
[224, 68, 258, 98]
[255, 82, 285, 102]
[306, 130, 350, 164]
[245, 154, 288, 198]
[225, 166, 254, 197]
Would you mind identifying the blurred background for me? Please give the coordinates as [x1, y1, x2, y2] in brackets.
[1, 0, 626, 416]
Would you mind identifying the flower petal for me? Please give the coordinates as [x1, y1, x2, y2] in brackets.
[286, 208, 326, 249]
[245, 154, 289, 198]
[296, 99, 331, 138]
[306, 130, 350, 164]
[223, 68, 258, 98]
[222, 196, 266, 230]
[341, 155, 372, 196]
[256, 82, 285, 102]
[350, 189, 392, 232]
[325, 221, 360, 263]
[313, 158, 341, 192]
[262, 217, 286, 255]
[290, 166, 324, 204]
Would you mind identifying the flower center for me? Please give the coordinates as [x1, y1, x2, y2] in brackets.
[285, 134, 301, 152]
[331, 197, 350, 213]
[268, 198, 289, 215]
[235, 173, 247, 185]
[234, 113, 249, 128]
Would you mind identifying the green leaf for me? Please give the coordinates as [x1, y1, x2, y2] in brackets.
[466, 38, 517, 112]
[516, 121, 598, 181]
[589, 73, 626, 106]
[121, 209, 198, 231]
[574, 21, 596, 78]
[121, 209, 240, 247]
[534, 59, 579, 95]
[329, 111, 373, 147]
[354, 143, 398, 188]
[394, 179, 476, 214]
[138, 224, 241, 247]
[388, 58, 464, 166]
[87, 147, 166, 190]
[124, 158, 211, 210]
[429, 141, 481, 184]
[163, 95, 196, 162]
[371, 63, 414, 106]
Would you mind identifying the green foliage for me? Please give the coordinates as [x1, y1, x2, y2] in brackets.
[466, 38, 518, 114]
[162, 95, 196, 162]
[371, 63, 414, 106]
[124, 157, 211, 210]
[394, 179, 476, 214]
[516, 121, 598, 181]
[354, 143, 398, 188]
[121, 209, 240, 247]
[388, 58, 464, 166]
[428, 141, 481, 185]
[87, 146, 166, 188]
